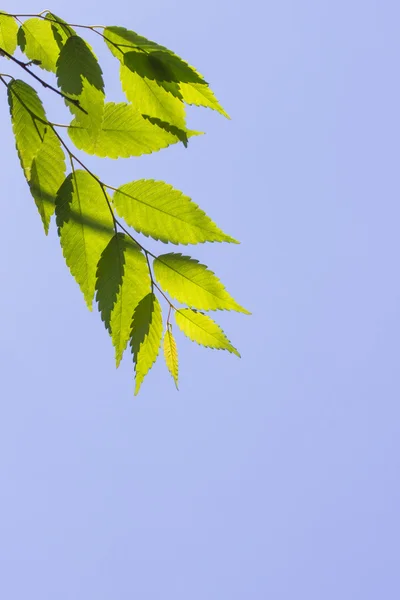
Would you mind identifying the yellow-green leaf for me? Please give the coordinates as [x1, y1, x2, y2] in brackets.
[130, 292, 163, 395]
[175, 309, 240, 356]
[164, 326, 179, 388]
[112, 179, 238, 245]
[95, 233, 151, 366]
[7, 79, 47, 179]
[8, 79, 65, 232]
[55, 170, 114, 309]
[153, 253, 250, 314]
[68, 102, 181, 158]
[29, 127, 66, 234]
[45, 12, 75, 49]
[179, 82, 230, 119]
[0, 13, 18, 56]
[56, 34, 105, 137]
[120, 63, 186, 128]
[57, 35, 104, 96]
[18, 18, 61, 72]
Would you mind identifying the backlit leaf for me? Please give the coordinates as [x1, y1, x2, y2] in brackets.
[68, 102, 181, 158]
[179, 82, 230, 119]
[120, 63, 186, 128]
[8, 79, 65, 232]
[153, 253, 250, 313]
[113, 179, 238, 245]
[57, 34, 105, 136]
[45, 12, 75, 49]
[57, 35, 104, 95]
[17, 18, 61, 72]
[29, 127, 66, 233]
[104, 26, 205, 84]
[55, 170, 114, 309]
[95, 233, 151, 366]
[163, 326, 179, 388]
[175, 309, 240, 356]
[0, 13, 18, 56]
[130, 292, 163, 395]
[7, 79, 47, 180]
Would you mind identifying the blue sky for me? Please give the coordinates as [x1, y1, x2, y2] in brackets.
[1, 0, 400, 598]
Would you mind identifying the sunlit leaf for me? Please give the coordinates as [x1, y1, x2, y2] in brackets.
[96, 233, 151, 366]
[17, 17, 61, 72]
[179, 82, 230, 119]
[29, 127, 66, 233]
[154, 253, 250, 313]
[55, 170, 114, 309]
[175, 309, 240, 356]
[68, 102, 181, 158]
[164, 325, 179, 388]
[0, 13, 18, 56]
[130, 292, 163, 395]
[113, 179, 238, 245]
[7, 79, 47, 179]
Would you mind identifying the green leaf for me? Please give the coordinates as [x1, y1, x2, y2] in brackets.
[57, 35, 104, 95]
[0, 13, 18, 56]
[7, 79, 47, 180]
[45, 12, 75, 49]
[130, 292, 163, 395]
[95, 233, 151, 366]
[7, 79, 65, 232]
[113, 180, 238, 245]
[164, 326, 179, 388]
[120, 63, 186, 128]
[18, 18, 61, 72]
[55, 170, 114, 309]
[175, 309, 240, 356]
[68, 102, 181, 158]
[56, 34, 105, 137]
[153, 253, 250, 313]
[104, 26, 205, 84]
[103, 26, 228, 118]
[29, 127, 66, 234]
[141, 115, 195, 148]
[179, 82, 230, 119]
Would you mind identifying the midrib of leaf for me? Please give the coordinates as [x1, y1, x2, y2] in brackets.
[114, 187, 232, 238]
[72, 168, 90, 286]
[156, 258, 229, 303]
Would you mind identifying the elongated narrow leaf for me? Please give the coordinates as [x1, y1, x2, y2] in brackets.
[0, 13, 18, 56]
[95, 233, 151, 366]
[175, 309, 240, 356]
[68, 102, 181, 158]
[179, 82, 230, 119]
[154, 253, 250, 314]
[29, 127, 66, 233]
[55, 170, 114, 309]
[113, 180, 238, 245]
[17, 18, 61, 72]
[164, 326, 179, 388]
[130, 292, 163, 395]
[8, 79, 65, 232]
[7, 79, 47, 179]
[120, 63, 186, 128]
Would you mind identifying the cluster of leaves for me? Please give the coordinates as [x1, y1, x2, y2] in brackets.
[0, 10, 249, 394]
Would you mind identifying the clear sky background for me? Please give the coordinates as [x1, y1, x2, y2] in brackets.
[1, 0, 399, 598]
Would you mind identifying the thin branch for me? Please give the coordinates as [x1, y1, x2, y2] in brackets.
[0, 46, 88, 114]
